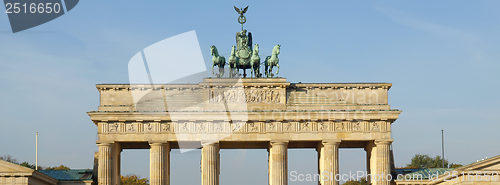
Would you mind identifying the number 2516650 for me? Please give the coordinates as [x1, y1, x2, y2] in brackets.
[5, 3, 62, 14]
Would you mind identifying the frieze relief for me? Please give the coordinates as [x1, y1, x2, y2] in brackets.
[298, 122, 314, 132]
[247, 122, 262, 133]
[176, 122, 192, 133]
[126, 123, 138, 133]
[209, 89, 282, 103]
[100, 120, 388, 134]
[318, 122, 331, 132]
[231, 122, 246, 133]
[108, 123, 119, 132]
[161, 123, 172, 132]
[266, 122, 279, 132]
[143, 122, 158, 133]
[282, 122, 296, 132]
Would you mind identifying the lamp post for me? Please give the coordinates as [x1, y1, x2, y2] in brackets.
[441, 129, 445, 168]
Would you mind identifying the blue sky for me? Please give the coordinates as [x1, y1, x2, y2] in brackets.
[1, 1, 500, 184]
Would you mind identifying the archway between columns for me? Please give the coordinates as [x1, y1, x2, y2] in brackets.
[219, 149, 268, 185]
[288, 148, 318, 185]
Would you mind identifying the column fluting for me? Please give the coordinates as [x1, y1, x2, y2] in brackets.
[150, 143, 170, 185]
[269, 141, 288, 185]
[374, 140, 392, 185]
[319, 140, 340, 185]
[201, 142, 220, 185]
[98, 143, 112, 185]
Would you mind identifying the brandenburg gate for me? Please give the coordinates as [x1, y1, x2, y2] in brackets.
[88, 78, 400, 185]
[88, 6, 400, 185]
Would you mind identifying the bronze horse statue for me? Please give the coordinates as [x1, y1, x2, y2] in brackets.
[250, 44, 261, 77]
[210, 45, 225, 78]
[265, 44, 280, 77]
[228, 45, 239, 78]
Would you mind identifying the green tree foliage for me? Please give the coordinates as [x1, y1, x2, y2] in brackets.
[407, 154, 449, 168]
[1, 155, 70, 170]
[449, 163, 463, 168]
[0, 155, 18, 163]
[45, 165, 71, 170]
[19, 162, 39, 169]
[343, 178, 369, 185]
[121, 175, 149, 185]
[1, 155, 42, 170]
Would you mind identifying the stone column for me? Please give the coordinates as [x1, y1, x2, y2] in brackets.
[269, 141, 288, 185]
[373, 140, 392, 185]
[98, 143, 112, 185]
[112, 143, 121, 185]
[201, 142, 220, 185]
[318, 140, 340, 185]
[364, 143, 374, 185]
[150, 143, 170, 185]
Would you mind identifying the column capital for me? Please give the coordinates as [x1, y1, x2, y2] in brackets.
[201, 141, 219, 146]
[374, 139, 393, 145]
[322, 139, 341, 146]
[97, 142, 113, 146]
[149, 142, 168, 146]
[269, 140, 289, 146]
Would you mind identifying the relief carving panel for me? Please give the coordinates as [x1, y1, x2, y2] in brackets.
[100, 120, 388, 134]
[209, 89, 282, 103]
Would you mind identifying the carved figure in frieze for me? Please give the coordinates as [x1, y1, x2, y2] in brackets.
[335, 122, 345, 132]
[267, 122, 276, 131]
[352, 122, 361, 132]
[232, 122, 244, 132]
[108, 123, 118, 132]
[196, 123, 205, 133]
[144, 123, 154, 132]
[371, 122, 380, 131]
[283, 122, 292, 132]
[182, 123, 189, 130]
[161, 123, 171, 132]
[248, 122, 259, 132]
[126, 124, 136, 132]
[318, 122, 328, 132]
[214, 123, 224, 132]
[301, 122, 311, 131]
